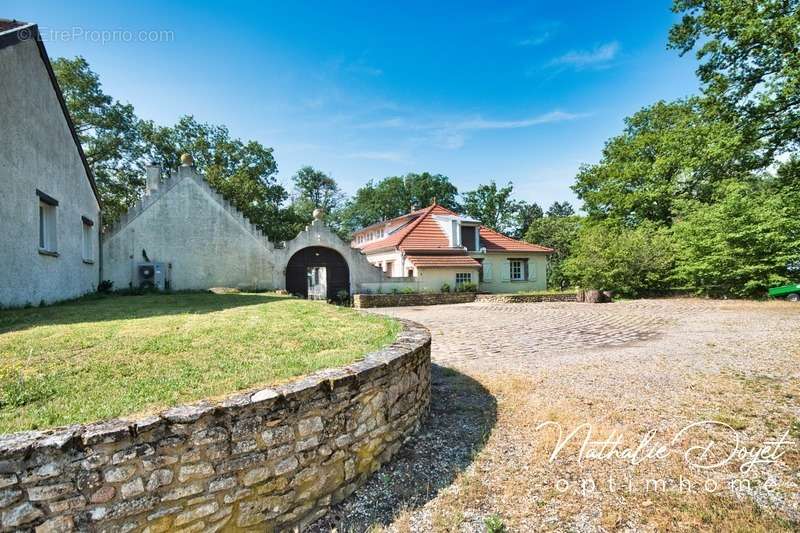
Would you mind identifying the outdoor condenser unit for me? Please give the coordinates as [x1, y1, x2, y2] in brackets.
[137, 262, 166, 290]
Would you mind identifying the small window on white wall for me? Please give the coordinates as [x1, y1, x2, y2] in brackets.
[37, 190, 58, 254]
[81, 216, 94, 262]
[455, 272, 472, 287]
[510, 260, 523, 281]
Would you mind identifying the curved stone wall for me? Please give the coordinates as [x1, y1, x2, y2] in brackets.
[0, 320, 431, 532]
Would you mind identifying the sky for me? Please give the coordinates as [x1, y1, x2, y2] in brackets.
[6, 1, 700, 209]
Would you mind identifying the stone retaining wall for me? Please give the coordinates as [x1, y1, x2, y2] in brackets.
[0, 320, 431, 532]
[475, 293, 577, 304]
[353, 292, 476, 308]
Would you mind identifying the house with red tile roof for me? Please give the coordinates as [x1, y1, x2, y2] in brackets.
[351, 203, 553, 293]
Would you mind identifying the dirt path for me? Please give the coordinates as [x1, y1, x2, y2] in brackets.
[313, 299, 800, 532]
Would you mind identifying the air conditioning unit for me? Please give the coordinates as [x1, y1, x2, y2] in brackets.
[137, 262, 166, 290]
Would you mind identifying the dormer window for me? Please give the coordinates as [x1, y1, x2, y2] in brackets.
[461, 225, 478, 251]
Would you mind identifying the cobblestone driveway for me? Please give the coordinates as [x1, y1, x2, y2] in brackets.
[317, 299, 800, 532]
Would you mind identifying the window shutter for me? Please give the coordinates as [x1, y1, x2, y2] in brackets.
[523, 260, 529, 281]
[528, 260, 536, 280]
[483, 262, 493, 281]
[501, 260, 510, 281]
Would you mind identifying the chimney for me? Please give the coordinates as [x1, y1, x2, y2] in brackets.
[145, 163, 162, 193]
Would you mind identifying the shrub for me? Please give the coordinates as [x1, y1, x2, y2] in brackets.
[484, 514, 507, 533]
[98, 280, 114, 293]
[335, 289, 350, 305]
[456, 282, 477, 293]
[400, 287, 415, 294]
[440, 282, 451, 293]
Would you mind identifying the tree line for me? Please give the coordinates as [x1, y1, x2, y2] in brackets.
[52, 56, 564, 244]
[54, 0, 800, 297]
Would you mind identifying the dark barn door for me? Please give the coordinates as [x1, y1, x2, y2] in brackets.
[285, 246, 350, 300]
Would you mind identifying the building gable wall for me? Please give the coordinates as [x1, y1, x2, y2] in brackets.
[0, 37, 100, 307]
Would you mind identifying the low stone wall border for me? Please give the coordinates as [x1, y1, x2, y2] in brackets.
[474, 293, 577, 303]
[353, 292, 476, 308]
[0, 319, 431, 532]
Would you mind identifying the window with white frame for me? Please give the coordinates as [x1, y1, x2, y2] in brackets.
[37, 190, 58, 254]
[82, 216, 94, 262]
[509, 260, 523, 281]
[455, 272, 472, 286]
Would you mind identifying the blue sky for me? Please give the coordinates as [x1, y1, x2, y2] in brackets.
[7, 1, 699, 208]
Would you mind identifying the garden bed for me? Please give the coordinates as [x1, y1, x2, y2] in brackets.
[0, 292, 399, 433]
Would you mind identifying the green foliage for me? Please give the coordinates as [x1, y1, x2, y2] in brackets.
[400, 287, 415, 294]
[52, 56, 146, 224]
[672, 179, 800, 297]
[440, 282, 451, 293]
[512, 201, 544, 239]
[484, 514, 507, 533]
[338, 172, 459, 234]
[564, 221, 675, 296]
[462, 181, 519, 234]
[669, 0, 800, 157]
[456, 282, 477, 293]
[525, 215, 582, 290]
[546, 201, 575, 218]
[573, 98, 757, 226]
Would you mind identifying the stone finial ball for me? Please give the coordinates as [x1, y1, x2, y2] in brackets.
[180, 153, 194, 166]
[312, 208, 324, 220]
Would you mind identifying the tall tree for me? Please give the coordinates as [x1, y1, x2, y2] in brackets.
[52, 56, 144, 225]
[338, 172, 459, 233]
[669, 0, 800, 157]
[546, 201, 575, 218]
[462, 181, 519, 235]
[291, 166, 343, 218]
[139, 116, 293, 242]
[511, 201, 543, 240]
[572, 98, 756, 226]
[525, 214, 582, 290]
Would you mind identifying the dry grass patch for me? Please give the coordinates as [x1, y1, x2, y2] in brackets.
[0, 292, 399, 433]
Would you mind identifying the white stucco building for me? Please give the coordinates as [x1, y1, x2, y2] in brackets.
[0, 21, 101, 307]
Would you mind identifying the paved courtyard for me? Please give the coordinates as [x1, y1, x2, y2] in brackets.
[314, 298, 800, 532]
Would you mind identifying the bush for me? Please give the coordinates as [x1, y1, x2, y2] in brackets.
[335, 289, 350, 305]
[564, 220, 674, 297]
[456, 282, 477, 293]
[400, 287, 415, 294]
[440, 282, 451, 293]
[98, 280, 114, 293]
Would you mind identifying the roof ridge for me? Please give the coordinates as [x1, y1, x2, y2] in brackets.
[395, 203, 439, 249]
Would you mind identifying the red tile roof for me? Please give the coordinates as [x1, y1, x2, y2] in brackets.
[480, 226, 554, 253]
[0, 19, 26, 33]
[406, 255, 481, 268]
[357, 203, 552, 255]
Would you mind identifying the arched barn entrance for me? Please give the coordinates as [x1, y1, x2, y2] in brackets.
[285, 246, 350, 300]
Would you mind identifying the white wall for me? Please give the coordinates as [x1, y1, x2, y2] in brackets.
[102, 168, 276, 291]
[0, 36, 101, 307]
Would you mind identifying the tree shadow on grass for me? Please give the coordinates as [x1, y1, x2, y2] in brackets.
[310, 364, 497, 532]
[0, 292, 287, 334]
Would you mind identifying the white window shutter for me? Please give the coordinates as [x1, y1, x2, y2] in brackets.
[483, 262, 493, 281]
[529, 261, 536, 280]
[501, 260, 510, 281]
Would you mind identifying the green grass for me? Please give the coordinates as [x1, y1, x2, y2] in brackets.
[0, 292, 400, 433]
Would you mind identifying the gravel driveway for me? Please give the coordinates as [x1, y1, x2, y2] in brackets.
[313, 299, 800, 532]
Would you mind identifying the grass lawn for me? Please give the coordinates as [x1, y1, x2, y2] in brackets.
[0, 292, 400, 433]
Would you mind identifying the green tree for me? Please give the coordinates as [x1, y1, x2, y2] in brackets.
[290, 166, 343, 219]
[563, 221, 675, 296]
[672, 179, 800, 297]
[52, 56, 145, 225]
[525, 215, 582, 290]
[669, 0, 800, 157]
[338, 172, 459, 233]
[462, 181, 519, 235]
[512, 201, 543, 239]
[572, 99, 755, 227]
[546, 201, 575, 218]
[139, 116, 294, 242]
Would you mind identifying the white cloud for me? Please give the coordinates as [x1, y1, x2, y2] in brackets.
[454, 111, 589, 130]
[548, 41, 620, 69]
